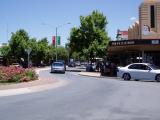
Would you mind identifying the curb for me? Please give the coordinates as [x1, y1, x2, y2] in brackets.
[78, 72, 119, 79]
[66, 70, 82, 72]
[0, 67, 68, 97]
[0, 80, 67, 97]
[78, 72, 101, 78]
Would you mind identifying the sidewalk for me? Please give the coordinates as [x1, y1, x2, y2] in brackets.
[0, 67, 67, 97]
[79, 72, 101, 77]
[79, 71, 118, 79]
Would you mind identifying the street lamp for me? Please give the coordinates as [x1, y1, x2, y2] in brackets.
[55, 22, 71, 61]
[42, 22, 71, 61]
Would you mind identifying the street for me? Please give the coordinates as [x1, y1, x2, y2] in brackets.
[0, 70, 160, 120]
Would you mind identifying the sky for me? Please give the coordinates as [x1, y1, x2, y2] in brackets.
[0, 0, 143, 46]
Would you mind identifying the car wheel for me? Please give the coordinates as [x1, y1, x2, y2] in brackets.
[123, 73, 131, 81]
[155, 74, 160, 82]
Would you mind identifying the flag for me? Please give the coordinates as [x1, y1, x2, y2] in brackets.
[52, 36, 56, 46]
[52, 36, 61, 46]
[56, 36, 61, 45]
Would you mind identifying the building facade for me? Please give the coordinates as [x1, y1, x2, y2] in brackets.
[128, 21, 141, 39]
[140, 0, 160, 39]
[107, 0, 160, 66]
[128, 0, 160, 40]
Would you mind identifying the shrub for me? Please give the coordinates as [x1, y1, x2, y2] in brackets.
[23, 69, 38, 81]
[0, 66, 38, 83]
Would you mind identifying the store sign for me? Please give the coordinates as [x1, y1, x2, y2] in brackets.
[111, 41, 135, 46]
[109, 39, 160, 47]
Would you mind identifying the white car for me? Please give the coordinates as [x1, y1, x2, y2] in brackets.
[117, 63, 160, 82]
[51, 62, 65, 74]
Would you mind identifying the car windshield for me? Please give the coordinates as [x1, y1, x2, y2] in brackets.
[148, 64, 160, 70]
[53, 62, 63, 66]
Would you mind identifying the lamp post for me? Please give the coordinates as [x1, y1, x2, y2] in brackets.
[65, 43, 70, 65]
[55, 22, 71, 61]
[42, 22, 71, 61]
[55, 27, 58, 61]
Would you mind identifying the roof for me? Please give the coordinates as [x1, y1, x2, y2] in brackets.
[118, 31, 128, 36]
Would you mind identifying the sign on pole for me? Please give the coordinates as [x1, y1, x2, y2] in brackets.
[52, 36, 56, 46]
[56, 36, 61, 45]
[52, 36, 61, 46]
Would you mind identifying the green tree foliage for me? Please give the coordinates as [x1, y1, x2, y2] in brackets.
[6, 29, 67, 66]
[0, 45, 11, 65]
[0, 45, 11, 57]
[9, 29, 29, 62]
[69, 10, 109, 60]
[56, 47, 68, 61]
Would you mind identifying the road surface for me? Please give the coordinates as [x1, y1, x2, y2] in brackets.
[0, 70, 160, 120]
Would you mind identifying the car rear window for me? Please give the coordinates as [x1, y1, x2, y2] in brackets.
[53, 62, 64, 66]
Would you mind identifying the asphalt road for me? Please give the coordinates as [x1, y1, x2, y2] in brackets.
[0, 70, 160, 120]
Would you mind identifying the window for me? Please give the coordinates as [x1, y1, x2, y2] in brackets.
[128, 64, 139, 69]
[150, 5, 155, 28]
[128, 64, 150, 70]
[139, 64, 148, 70]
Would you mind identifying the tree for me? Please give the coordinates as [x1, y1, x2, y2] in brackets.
[56, 47, 68, 62]
[0, 45, 11, 65]
[6, 29, 69, 66]
[69, 10, 109, 61]
[35, 38, 49, 65]
[9, 29, 30, 62]
[71, 52, 80, 61]
[0, 45, 11, 57]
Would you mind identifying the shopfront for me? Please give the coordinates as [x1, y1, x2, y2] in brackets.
[107, 39, 160, 66]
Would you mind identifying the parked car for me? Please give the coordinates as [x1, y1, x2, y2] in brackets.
[10, 63, 22, 68]
[68, 62, 76, 67]
[75, 61, 81, 66]
[117, 63, 160, 82]
[86, 63, 93, 72]
[51, 62, 65, 73]
[86, 63, 96, 72]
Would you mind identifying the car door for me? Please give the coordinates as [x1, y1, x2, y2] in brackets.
[134, 64, 151, 80]
[128, 64, 139, 79]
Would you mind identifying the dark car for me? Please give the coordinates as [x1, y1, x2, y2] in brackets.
[68, 62, 76, 67]
[75, 61, 81, 66]
[86, 63, 94, 72]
